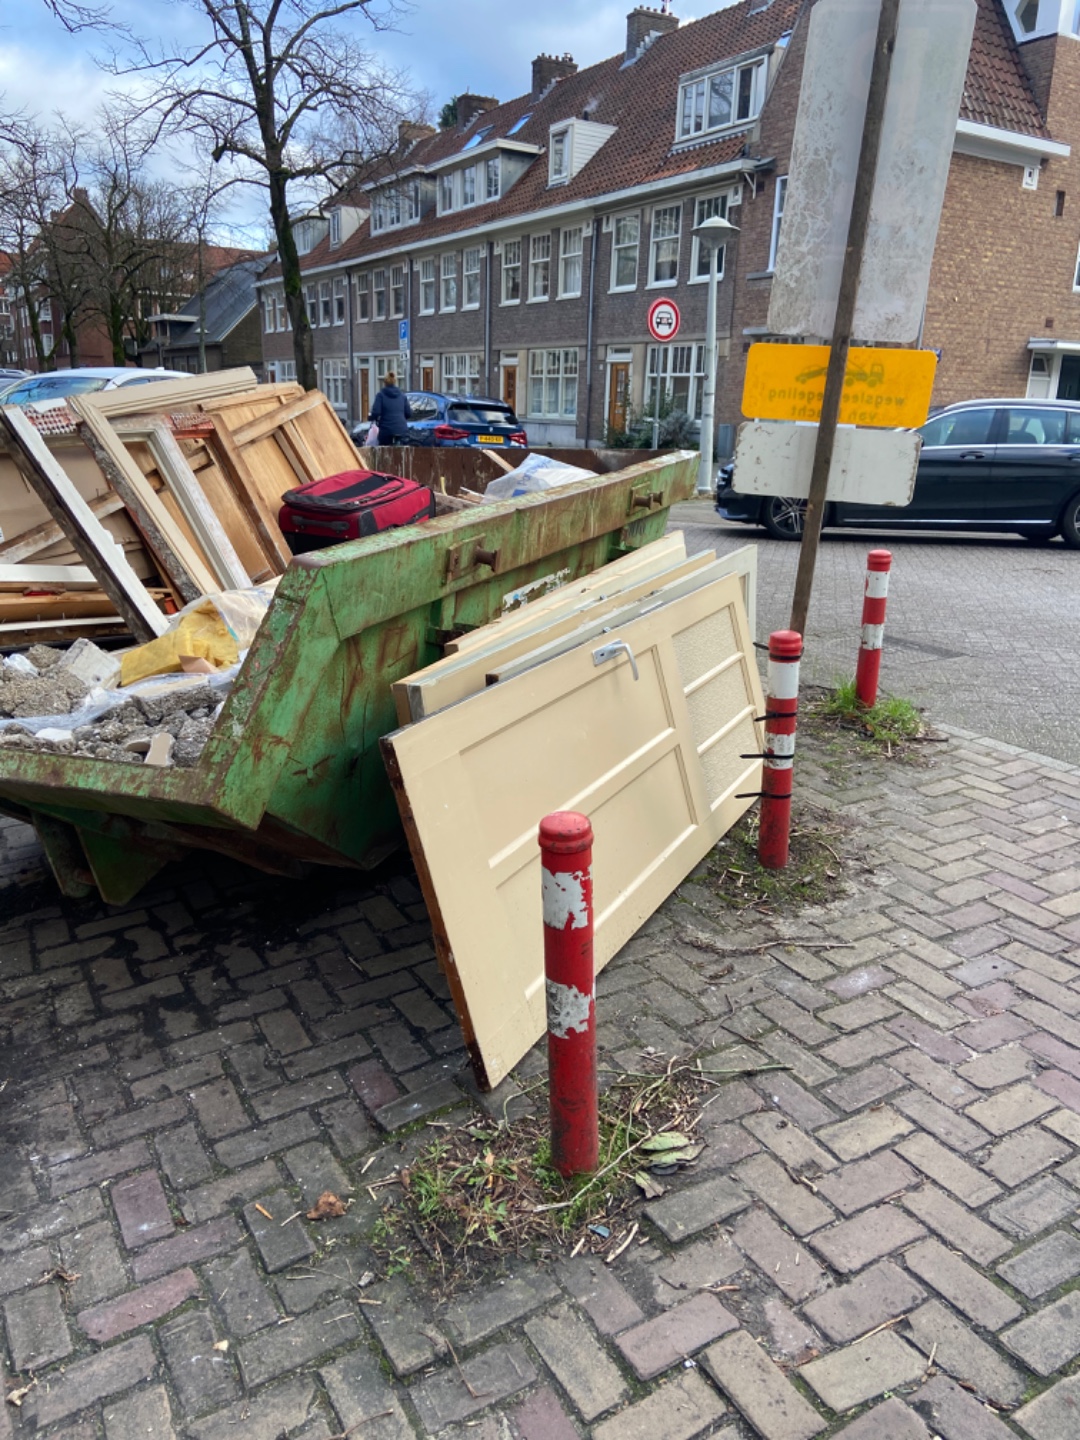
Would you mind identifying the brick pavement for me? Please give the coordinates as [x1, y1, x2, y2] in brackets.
[3, 729, 1080, 1437]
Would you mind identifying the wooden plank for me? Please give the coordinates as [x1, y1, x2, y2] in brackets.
[229, 390, 326, 449]
[281, 420, 322, 482]
[198, 383, 304, 413]
[0, 591, 126, 621]
[83, 368, 258, 418]
[0, 406, 168, 640]
[0, 494, 126, 563]
[176, 438, 270, 579]
[71, 397, 218, 604]
[0, 615, 128, 646]
[382, 571, 764, 1089]
[202, 424, 292, 574]
[481, 449, 516, 474]
[0, 562, 98, 590]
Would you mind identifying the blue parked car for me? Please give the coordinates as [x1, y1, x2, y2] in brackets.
[352, 391, 527, 449]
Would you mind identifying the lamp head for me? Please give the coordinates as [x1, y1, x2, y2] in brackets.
[692, 214, 740, 247]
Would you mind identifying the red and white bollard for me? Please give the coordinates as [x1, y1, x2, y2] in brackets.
[539, 811, 598, 1178]
[855, 549, 892, 708]
[758, 630, 802, 871]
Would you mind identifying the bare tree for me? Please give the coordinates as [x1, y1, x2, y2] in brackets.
[111, 0, 418, 390]
[0, 121, 76, 370]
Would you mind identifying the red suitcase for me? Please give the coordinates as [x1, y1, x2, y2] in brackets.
[279, 469, 435, 554]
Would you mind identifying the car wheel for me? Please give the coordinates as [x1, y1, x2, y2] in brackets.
[1060, 493, 1080, 550]
[762, 496, 807, 540]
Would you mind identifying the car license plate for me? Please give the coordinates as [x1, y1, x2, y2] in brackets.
[477, 434, 504, 444]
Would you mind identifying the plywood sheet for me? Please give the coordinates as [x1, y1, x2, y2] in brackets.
[383, 571, 764, 1088]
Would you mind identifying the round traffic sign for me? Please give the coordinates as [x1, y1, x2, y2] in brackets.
[647, 297, 681, 343]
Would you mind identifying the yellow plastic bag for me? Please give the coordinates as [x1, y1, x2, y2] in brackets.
[120, 600, 238, 687]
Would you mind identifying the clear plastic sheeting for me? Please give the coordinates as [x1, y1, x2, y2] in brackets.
[0, 662, 242, 738]
[482, 453, 597, 501]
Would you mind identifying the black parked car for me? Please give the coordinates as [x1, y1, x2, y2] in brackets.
[716, 399, 1080, 547]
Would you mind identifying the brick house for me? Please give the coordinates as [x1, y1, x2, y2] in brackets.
[139, 256, 270, 376]
[258, 0, 1080, 446]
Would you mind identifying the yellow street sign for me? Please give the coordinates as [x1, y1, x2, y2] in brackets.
[742, 343, 938, 428]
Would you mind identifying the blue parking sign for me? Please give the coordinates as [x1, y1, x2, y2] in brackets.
[398, 319, 410, 347]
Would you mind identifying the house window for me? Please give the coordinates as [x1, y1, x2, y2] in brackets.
[646, 342, 706, 417]
[463, 247, 481, 309]
[277, 359, 297, 382]
[372, 199, 386, 233]
[691, 193, 729, 281]
[319, 281, 332, 326]
[442, 352, 481, 395]
[677, 59, 765, 141]
[356, 274, 370, 322]
[559, 227, 583, 298]
[305, 284, 318, 324]
[391, 264, 405, 318]
[333, 277, 346, 324]
[263, 297, 274, 333]
[611, 214, 640, 290]
[462, 166, 476, 206]
[420, 258, 436, 314]
[1073, 239, 1080, 291]
[439, 173, 454, 213]
[769, 175, 787, 272]
[322, 358, 349, 409]
[329, 210, 341, 247]
[441, 253, 457, 311]
[550, 129, 569, 183]
[405, 180, 420, 222]
[529, 348, 579, 418]
[371, 269, 386, 321]
[649, 204, 681, 285]
[275, 295, 287, 331]
[502, 240, 522, 303]
[486, 155, 501, 199]
[529, 234, 551, 301]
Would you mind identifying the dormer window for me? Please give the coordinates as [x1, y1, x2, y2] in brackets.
[551, 130, 569, 183]
[329, 210, 341, 247]
[546, 119, 616, 187]
[1016, 0, 1039, 31]
[677, 58, 766, 142]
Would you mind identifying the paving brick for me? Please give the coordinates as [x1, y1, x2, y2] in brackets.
[525, 1303, 627, 1421]
[750, 1072, 836, 1129]
[213, 1112, 319, 1168]
[320, 1357, 413, 1440]
[237, 1299, 361, 1387]
[983, 1126, 1071, 1186]
[156, 1124, 213, 1189]
[4, 1283, 72, 1369]
[203, 1247, 280, 1336]
[817, 994, 900, 1032]
[831, 1398, 930, 1440]
[257, 1008, 311, 1054]
[1013, 1374, 1080, 1440]
[903, 1300, 1026, 1408]
[1043, 1106, 1080, 1145]
[890, 1049, 980, 1107]
[887, 1015, 973, 1063]
[1034, 1067, 1080, 1114]
[799, 1330, 925, 1411]
[893, 1092, 991, 1153]
[93, 1097, 188, 1148]
[250, 1073, 347, 1121]
[735, 1153, 835, 1234]
[79, 1268, 201, 1342]
[764, 1297, 819, 1360]
[103, 1384, 176, 1440]
[820, 1063, 905, 1113]
[900, 1185, 1011, 1266]
[904, 1239, 1022, 1330]
[996, 1230, 1080, 1301]
[896, 1133, 1001, 1206]
[180, 1160, 281, 1225]
[646, 1234, 743, 1309]
[818, 1106, 914, 1162]
[187, 1078, 248, 1139]
[816, 1151, 918, 1216]
[821, 1025, 906, 1068]
[242, 1190, 316, 1273]
[0, 1246, 52, 1299]
[410, 1342, 537, 1432]
[133, 1216, 241, 1283]
[614, 1291, 739, 1380]
[965, 1082, 1057, 1135]
[508, 1385, 580, 1440]
[702, 1329, 824, 1440]
[908, 1376, 1016, 1440]
[733, 1208, 828, 1303]
[319, 1097, 376, 1159]
[160, 1310, 240, 1415]
[111, 1169, 174, 1249]
[958, 1011, 1035, 1052]
[359, 1274, 445, 1377]
[743, 1112, 839, 1174]
[810, 1204, 926, 1273]
[886, 982, 968, 1030]
[589, 1369, 727, 1440]
[1001, 1290, 1080, 1377]
[50, 1139, 152, 1198]
[803, 1259, 926, 1344]
[21, 1335, 157, 1428]
[957, 1046, 1037, 1090]
[442, 1269, 560, 1346]
[555, 1255, 645, 1334]
[644, 1172, 750, 1241]
[374, 1078, 463, 1130]
[989, 1175, 1080, 1239]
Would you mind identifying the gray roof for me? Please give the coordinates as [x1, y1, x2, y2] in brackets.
[166, 257, 266, 345]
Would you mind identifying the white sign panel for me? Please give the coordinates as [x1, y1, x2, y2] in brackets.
[767, 0, 976, 344]
[732, 421, 920, 506]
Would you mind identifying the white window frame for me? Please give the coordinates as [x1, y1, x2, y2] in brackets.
[373, 268, 387, 321]
[278, 359, 297, 382]
[462, 166, 477, 207]
[645, 342, 707, 419]
[390, 264, 405, 319]
[463, 247, 481, 310]
[440, 252, 458, 312]
[549, 128, 570, 185]
[275, 294, 287, 331]
[559, 227, 583, 299]
[438, 172, 455, 214]
[333, 276, 346, 324]
[529, 233, 551, 302]
[648, 204, 682, 288]
[1073, 239, 1080, 292]
[528, 348, 579, 419]
[305, 283, 318, 325]
[442, 352, 481, 395]
[610, 213, 640, 292]
[419, 257, 436, 315]
[502, 239, 522, 304]
[486, 155, 501, 200]
[329, 209, 341, 247]
[319, 281, 332, 326]
[322, 357, 349, 410]
[676, 58, 766, 143]
[768, 175, 787, 273]
[689, 193, 730, 284]
[263, 296, 275, 333]
[355, 273, 370, 322]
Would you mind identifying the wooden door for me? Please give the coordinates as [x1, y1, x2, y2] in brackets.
[502, 365, 518, 412]
[608, 362, 630, 433]
[421, 364, 434, 390]
[383, 571, 764, 1087]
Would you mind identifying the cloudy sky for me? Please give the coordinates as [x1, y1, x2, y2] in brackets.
[3, 0, 729, 243]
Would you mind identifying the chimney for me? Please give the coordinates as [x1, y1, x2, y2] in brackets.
[625, 6, 679, 61]
[532, 53, 578, 97]
[398, 119, 436, 148]
[457, 93, 500, 130]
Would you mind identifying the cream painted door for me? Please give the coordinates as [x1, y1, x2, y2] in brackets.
[383, 571, 764, 1088]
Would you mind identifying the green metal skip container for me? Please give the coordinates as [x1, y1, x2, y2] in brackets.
[0, 451, 696, 903]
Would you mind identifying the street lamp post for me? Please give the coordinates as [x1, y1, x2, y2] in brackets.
[692, 214, 739, 496]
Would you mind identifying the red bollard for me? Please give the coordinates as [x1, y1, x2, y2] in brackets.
[539, 811, 598, 1179]
[855, 549, 892, 708]
[758, 630, 802, 871]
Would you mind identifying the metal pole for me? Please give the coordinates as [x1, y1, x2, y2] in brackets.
[696, 244, 719, 494]
[789, 0, 900, 637]
[651, 353, 661, 449]
[758, 629, 802, 870]
[540, 810, 598, 1179]
[855, 548, 892, 707]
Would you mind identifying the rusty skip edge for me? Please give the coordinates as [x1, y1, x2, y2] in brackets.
[0, 453, 696, 844]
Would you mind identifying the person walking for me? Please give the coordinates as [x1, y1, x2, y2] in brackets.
[369, 372, 412, 446]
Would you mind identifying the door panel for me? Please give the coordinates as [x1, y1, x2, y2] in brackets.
[985, 406, 1078, 525]
[502, 365, 517, 411]
[608, 362, 630, 434]
[421, 365, 434, 390]
[383, 572, 764, 1087]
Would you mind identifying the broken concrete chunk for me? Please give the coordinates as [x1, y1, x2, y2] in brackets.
[144, 733, 175, 767]
[25, 644, 61, 671]
[56, 638, 121, 690]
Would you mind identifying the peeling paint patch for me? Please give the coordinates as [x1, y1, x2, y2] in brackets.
[546, 979, 593, 1038]
[542, 867, 590, 930]
[501, 569, 571, 613]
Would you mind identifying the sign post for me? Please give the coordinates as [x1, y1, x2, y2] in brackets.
[647, 298, 680, 450]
